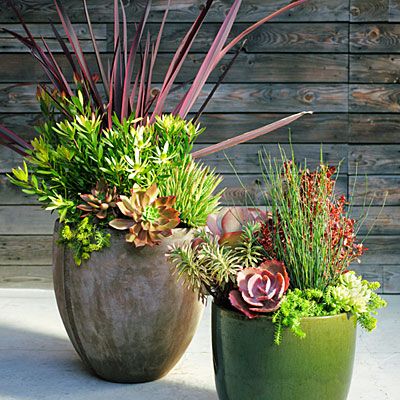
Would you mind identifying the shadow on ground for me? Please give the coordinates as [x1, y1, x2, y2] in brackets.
[0, 325, 217, 400]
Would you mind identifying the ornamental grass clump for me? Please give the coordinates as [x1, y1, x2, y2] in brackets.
[168, 150, 386, 345]
[0, 0, 313, 264]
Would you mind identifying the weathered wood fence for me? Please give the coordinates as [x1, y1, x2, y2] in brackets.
[0, 0, 399, 292]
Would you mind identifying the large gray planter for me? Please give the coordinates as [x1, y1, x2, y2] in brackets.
[52, 222, 203, 383]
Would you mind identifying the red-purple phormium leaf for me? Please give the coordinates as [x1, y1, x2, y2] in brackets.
[83, 0, 109, 95]
[54, 0, 104, 111]
[214, 0, 309, 69]
[175, 0, 242, 119]
[193, 39, 247, 123]
[150, 0, 215, 121]
[120, 0, 151, 120]
[191, 111, 313, 159]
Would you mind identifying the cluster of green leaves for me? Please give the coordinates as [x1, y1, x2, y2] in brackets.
[325, 271, 387, 331]
[272, 272, 386, 345]
[168, 222, 265, 304]
[59, 217, 111, 266]
[160, 158, 222, 227]
[8, 92, 222, 229]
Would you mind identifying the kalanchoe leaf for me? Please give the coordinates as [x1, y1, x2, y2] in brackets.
[207, 207, 266, 246]
[229, 262, 290, 318]
[109, 184, 180, 247]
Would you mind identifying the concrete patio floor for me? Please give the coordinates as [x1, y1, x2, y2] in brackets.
[0, 289, 398, 400]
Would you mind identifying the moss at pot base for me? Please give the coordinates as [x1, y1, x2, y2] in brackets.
[212, 302, 357, 400]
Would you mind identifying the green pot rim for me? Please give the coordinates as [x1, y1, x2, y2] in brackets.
[212, 301, 353, 322]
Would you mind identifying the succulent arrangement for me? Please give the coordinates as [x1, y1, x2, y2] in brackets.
[0, 0, 313, 264]
[168, 150, 387, 344]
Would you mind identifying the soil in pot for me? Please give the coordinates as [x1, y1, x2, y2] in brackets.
[212, 302, 357, 400]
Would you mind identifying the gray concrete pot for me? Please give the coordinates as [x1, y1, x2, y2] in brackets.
[52, 221, 203, 383]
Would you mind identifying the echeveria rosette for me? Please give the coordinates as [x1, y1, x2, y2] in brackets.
[229, 260, 290, 319]
[77, 180, 118, 219]
[109, 183, 180, 247]
[206, 207, 266, 246]
[330, 271, 384, 315]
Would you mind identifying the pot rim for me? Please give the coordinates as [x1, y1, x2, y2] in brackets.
[55, 219, 196, 235]
[212, 301, 353, 322]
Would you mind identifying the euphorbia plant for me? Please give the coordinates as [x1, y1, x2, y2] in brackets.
[0, 0, 313, 263]
[168, 150, 386, 344]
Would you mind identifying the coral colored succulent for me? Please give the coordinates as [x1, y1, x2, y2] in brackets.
[206, 207, 266, 246]
[77, 180, 118, 219]
[229, 260, 289, 319]
[109, 184, 180, 247]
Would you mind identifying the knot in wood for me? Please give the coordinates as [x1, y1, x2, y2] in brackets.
[368, 27, 380, 41]
[303, 92, 315, 103]
[151, 88, 160, 97]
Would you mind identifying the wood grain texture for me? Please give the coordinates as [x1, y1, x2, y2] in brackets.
[0, 83, 349, 114]
[350, 55, 400, 83]
[350, 23, 400, 53]
[350, 84, 400, 112]
[361, 236, 400, 264]
[0, 206, 56, 235]
[349, 114, 400, 143]
[0, 0, 349, 23]
[351, 206, 400, 235]
[0, 53, 349, 84]
[383, 265, 400, 293]
[0, 174, 37, 205]
[1, 142, 348, 173]
[0, 112, 349, 145]
[0, 23, 106, 52]
[0, 265, 53, 289]
[0, 22, 349, 53]
[198, 143, 348, 173]
[113, 23, 349, 54]
[349, 176, 400, 206]
[350, 0, 390, 22]
[348, 145, 400, 174]
[220, 174, 348, 206]
[0, 235, 52, 265]
[390, 0, 400, 22]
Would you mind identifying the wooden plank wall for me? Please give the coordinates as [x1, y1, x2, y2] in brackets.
[0, 0, 399, 292]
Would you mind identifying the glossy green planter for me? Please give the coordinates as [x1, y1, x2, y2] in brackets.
[212, 302, 357, 400]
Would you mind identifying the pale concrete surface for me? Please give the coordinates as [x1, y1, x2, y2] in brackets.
[0, 289, 398, 400]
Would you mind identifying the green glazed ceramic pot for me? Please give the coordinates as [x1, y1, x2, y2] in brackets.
[212, 302, 357, 400]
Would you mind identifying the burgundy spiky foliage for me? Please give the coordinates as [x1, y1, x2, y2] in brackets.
[0, 0, 311, 158]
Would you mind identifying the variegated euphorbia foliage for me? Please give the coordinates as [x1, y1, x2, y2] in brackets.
[229, 260, 290, 319]
[109, 184, 180, 247]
